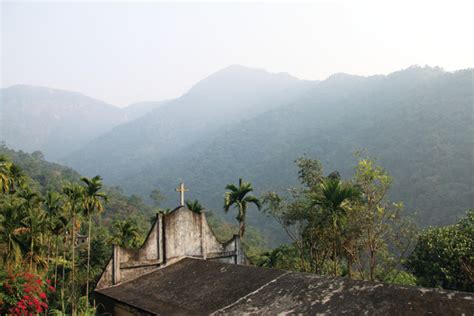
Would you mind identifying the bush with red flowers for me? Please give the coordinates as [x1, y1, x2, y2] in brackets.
[0, 269, 55, 315]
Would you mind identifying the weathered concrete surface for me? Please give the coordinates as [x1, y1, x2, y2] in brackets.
[95, 206, 244, 290]
[95, 216, 164, 290]
[95, 258, 474, 315]
[215, 271, 474, 315]
[95, 257, 285, 315]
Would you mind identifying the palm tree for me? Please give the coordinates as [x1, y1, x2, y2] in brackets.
[44, 191, 62, 268]
[17, 186, 45, 271]
[8, 163, 24, 193]
[0, 202, 28, 267]
[0, 156, 10, 193]
[111, 219, 141, 248]
[185, 199, 204, 214]
[309, 177, 360, 276]
[63, 183, 84, 315]
[50, 206, 69, 289]
[224, 178, 261, 238]
[80, 176, 107, 303]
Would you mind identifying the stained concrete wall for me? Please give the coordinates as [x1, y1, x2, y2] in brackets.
[95, 206, 245, 290]
[164, 208, 203, 260]
[120, 216, 163, 264]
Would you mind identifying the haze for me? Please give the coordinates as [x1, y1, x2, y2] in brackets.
[1, 0, 473, 106]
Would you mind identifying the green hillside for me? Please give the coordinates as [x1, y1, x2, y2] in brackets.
[0, 145, 155, 224]
[70, 66, 472, 236]
[64, 65, 314, 183]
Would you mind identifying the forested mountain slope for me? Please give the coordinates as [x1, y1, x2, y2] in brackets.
[0, 86, 164, 161]
[87, 66, 472, 230]
[6, 66, 471, 239]
[121, 100, 169, 121]
[64, 65, 315, 182]
[0, 85, 129, 160]
[0, 145, 155, 223]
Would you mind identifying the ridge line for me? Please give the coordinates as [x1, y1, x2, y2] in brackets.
[210, 271, 291, 315]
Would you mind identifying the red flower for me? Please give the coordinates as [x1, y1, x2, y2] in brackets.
[35, 279, 42, 285]
[46, 279, 51, 285]
[39, 292, 47, 299]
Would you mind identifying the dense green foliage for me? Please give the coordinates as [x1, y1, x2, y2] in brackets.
[259, 156, 418, 284]
[0, 147, 269, 313]
[406, 210, 473, 292]
[0, 147, 164, 313]
[0, 148, 160, 313]
[0, 145, 155, 225]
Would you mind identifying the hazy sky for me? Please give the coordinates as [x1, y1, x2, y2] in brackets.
[2, 0, 473, 106]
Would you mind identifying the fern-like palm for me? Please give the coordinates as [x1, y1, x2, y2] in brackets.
[185, 199, 204, 214]
[111, 219, 141, 248]
[224, 178, 261, 238]
[310, 177, 360, 275]
[62, 183, 84, 313]
[81, 175, 107, 302]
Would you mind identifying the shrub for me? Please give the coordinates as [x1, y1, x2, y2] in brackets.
[0, 269, 55, 315]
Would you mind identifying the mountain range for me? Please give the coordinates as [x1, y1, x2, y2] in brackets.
[2, 65, 473, 242]
[0, 85, 164, 160]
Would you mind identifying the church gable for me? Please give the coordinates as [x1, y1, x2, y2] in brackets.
[95, 206, 244, 290]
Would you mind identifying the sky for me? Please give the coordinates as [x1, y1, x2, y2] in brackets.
[1, 0, 473, 107]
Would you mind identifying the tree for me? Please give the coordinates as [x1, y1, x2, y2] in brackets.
[7, 163, 25, 193]
[261, 158, 328, 273]
[295, 156, 323, 189]
[149, 189, 165, 208]
[309, 177, 360, 276]
[44, 191, 62, 267]
[354, 157, 393, 281]
[261, 156, 414, 281]
[224, 178, 261, 238]
[406, 210, 473, 292]
[17, 186, 45, 271]
[110, 219, 142, 248]
[185, 199, 204, 214]
[0, 201, 28, 267]
[62, 183, 84, 315]
[80, 175, 107, 303]
[0, 156, 10, 193]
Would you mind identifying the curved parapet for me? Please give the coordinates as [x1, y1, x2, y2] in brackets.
[95, 206, 245, 290]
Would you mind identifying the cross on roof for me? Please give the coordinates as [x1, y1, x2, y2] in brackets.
[175, 182, 188, 206]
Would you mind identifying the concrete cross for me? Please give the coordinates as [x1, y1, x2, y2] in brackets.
[175, 182, 188, 206]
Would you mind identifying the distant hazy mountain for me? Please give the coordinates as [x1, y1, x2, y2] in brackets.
[0, 85, 129, 160]
[0, 85, 168, 160]
[65, 66, 472, 239]
[64, 65, 315, 181]
[156, 66, 473, 229]
[122, 100, 169, 121]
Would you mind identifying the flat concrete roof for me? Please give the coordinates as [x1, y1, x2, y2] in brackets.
[95, 257, 474, 315]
